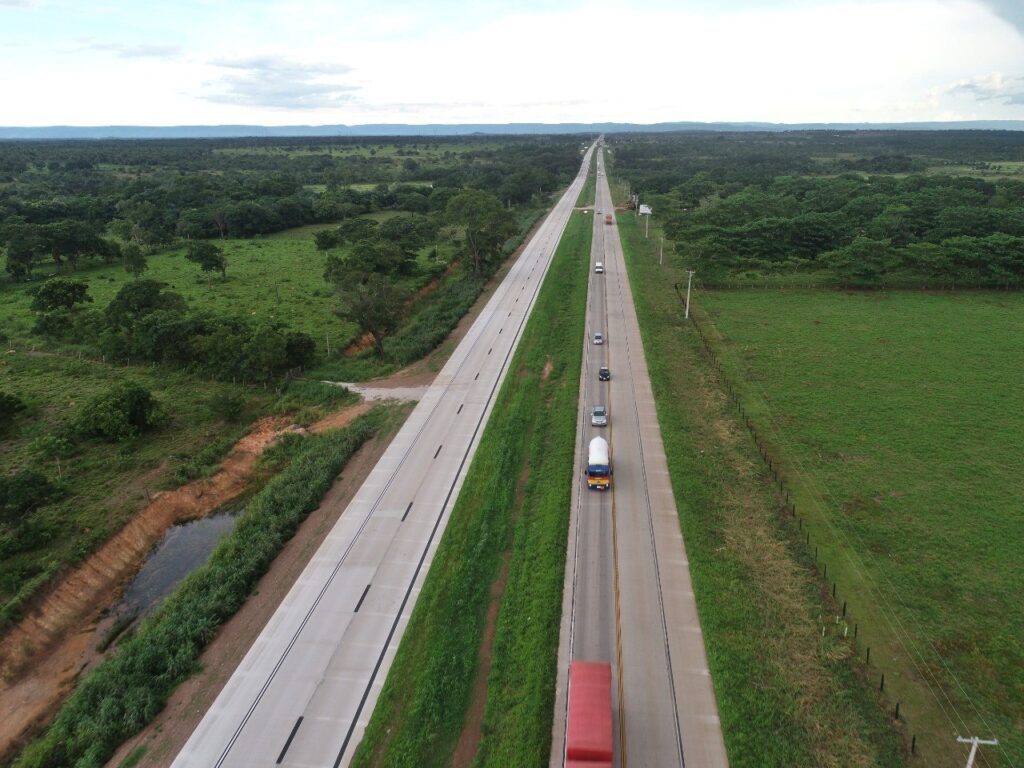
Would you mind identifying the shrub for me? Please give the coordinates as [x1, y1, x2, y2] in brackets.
[0, 469, 56, 526]
[0, 391, 26, 431]
[74, 381, 161, 442]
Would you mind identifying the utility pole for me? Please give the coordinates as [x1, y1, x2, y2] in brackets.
[659, 236, 664, 266]
[684, 269, 695, 320]
[957, 736, 998, 768]
[645, 214, 649, 239]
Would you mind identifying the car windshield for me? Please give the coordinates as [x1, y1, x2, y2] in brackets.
[594, 406, 606, 416]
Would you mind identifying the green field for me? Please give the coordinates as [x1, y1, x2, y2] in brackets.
[353, 208, 591, 767]
[695, 287, 1024, 766]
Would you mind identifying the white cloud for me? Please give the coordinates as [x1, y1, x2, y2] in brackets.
[1, 0, 1023, 125]
[202, 56, 358, 109]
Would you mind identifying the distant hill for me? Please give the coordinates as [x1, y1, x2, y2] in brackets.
[1, 120, 1023, 139]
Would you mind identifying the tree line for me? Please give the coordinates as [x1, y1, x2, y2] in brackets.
[610, 131, 1024, 286]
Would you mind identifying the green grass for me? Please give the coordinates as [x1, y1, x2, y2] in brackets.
[695, 287, 1024, 767]
[352, 208, 591, 767]
[614, 209, 908, 767]
[13, 408, 394, 768]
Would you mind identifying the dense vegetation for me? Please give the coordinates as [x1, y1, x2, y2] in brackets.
[611, 131, 1024, 285]
[0, 135, 583, 269]
[354, 207, 591, 767]
[14, 409, 390, 768]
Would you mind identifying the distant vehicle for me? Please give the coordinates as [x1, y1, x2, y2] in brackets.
[598, 366, 610, 381]
[586, 436, 611, 490]
[566, 661, 613, 763]
[591, 405, 608, 427]
[604, 213, 613, 225]
[594, 262, 604, 274]
[593, 332, 604, 345]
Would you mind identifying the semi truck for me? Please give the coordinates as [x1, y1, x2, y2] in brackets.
[566, 661, 613, 766]
[586, 436, 611, 490]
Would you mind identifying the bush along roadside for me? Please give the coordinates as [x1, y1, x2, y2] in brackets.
[13, 409, 387, 768]
[352, 210, 590, 767]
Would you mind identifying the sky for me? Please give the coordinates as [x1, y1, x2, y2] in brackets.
[1, 0, 1023, 126]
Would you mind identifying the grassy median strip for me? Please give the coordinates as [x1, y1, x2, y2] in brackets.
[14, 409, 391, 768]
[353, 209, 590, 767]
[615, 211, 906, 768]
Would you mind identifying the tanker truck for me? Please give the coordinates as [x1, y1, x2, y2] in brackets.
[565, 661, 613, 765]
[586, 436, 611, 490]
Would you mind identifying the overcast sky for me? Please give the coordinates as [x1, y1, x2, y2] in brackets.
[1, 0, 1023, 126]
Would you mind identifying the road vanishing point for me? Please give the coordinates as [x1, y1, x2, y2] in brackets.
[174, 140, 728, 768]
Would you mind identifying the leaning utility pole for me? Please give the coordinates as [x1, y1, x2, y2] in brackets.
[684, 269, 695, 320]
[957, 736, 998, 768]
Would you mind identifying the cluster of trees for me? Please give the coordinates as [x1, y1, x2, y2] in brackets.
[610, 131, 1024, 286]
[317, 190, 514, 356]
[31, 278, 316, 382]
[0, 135, 583, 282]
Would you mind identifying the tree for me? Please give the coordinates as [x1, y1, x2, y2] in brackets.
[185, 241, 227, 281]
[104, 279, 187, 329]
[822, 237, 900, 286]
[30, 278, 92, 312]
[326, 257, 408, 358]
[0, 391, 26, 433]
[445, 190, 514, 274]
[123, 242, 148, 278]
[74, 381, 161, 441]
[3, 224, 43, 279]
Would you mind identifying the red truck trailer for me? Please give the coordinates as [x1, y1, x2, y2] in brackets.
[566, 661, 613, 767]
[604, 213, 613, 225]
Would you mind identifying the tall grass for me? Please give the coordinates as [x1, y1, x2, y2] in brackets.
[13, 411, 387, 768]
[352, 210, 591, 767]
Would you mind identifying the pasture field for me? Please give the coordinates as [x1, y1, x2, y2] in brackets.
[695, 287, 1024, 766]
[615, 210, 906, 767]
[353, 208, 591, 767]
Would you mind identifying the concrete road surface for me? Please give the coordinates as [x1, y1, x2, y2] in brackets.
[550, 146, 729, 767]
[173, 143, 596, 768]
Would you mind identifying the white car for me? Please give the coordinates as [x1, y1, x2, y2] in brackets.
[591, 405, 608, 427]
[594, 262, 604, 274]
[593, 332, 604, 345]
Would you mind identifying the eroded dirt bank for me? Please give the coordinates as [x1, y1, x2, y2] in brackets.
[0, 406, 375, 761]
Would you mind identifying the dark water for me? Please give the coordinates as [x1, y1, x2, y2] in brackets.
[114, 503, 244, 619]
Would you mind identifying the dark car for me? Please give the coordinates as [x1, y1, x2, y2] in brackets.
[598, 366, 611, 381]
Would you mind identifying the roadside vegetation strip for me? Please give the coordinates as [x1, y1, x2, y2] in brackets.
[614, 211, 906, 768]
[352, 210, 591, 768]
[694, 289, 1024, 767]
[13, 408, 389, 768]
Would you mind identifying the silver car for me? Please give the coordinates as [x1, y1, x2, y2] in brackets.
[591, 404, 608, 427]
[593, 332, 604, 345]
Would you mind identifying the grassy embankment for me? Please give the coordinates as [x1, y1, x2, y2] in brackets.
[613, 202, 908, 767]
[695, 288, 1024, 767]
[13, 406, 398, 768]
[353, 205, 592, 767]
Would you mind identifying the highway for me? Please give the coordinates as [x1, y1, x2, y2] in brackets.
[172, 142, 596, 768]
[550, 147, 730, 767]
